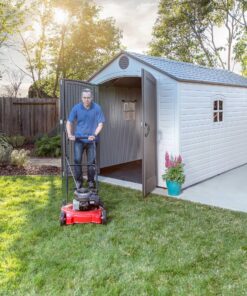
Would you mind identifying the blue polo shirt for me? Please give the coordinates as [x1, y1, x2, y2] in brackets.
[68, 102, 105, 143]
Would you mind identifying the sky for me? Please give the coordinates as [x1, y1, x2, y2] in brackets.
[0, 0, 159, 96]
[95, 0, 159, 52]
[0, 0, 242, 96]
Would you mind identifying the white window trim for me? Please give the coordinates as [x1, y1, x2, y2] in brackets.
[212, 95, 225, 125]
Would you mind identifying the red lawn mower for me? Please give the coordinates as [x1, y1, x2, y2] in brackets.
[60, 136, 106, 226]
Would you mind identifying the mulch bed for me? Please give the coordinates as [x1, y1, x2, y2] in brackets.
[0, 143, 61, 176]
[17, 143, 36, 156]
[0, 164, 61, 176]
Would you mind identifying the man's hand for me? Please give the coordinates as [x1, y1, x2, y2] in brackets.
[68, 134, 75, 141]
[88, 135, 96, 141]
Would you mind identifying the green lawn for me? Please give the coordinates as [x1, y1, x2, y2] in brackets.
[0, 176, 247, 295]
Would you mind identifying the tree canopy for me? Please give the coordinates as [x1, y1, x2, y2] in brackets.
[19, 0, 122, 97]
[149, 0, 247, 75]
[0, 0, 24, 48]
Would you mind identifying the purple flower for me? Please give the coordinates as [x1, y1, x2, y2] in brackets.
[165, 152, 184, 169]
[165, 152, 171, 168]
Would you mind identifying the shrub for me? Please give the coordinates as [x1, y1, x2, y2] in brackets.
[6, 135, 26, 148]
[0, 136, 13, 165]
[10, 149, 30, 167]
[0, 135, 9, 146]
[35, 135, 61, 157]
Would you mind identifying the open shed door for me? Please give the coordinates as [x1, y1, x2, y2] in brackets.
[142, 69, 157, 197]
[60, 79, 98, 175]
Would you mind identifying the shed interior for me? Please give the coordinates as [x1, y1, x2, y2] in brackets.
[98, 77, 142, 183]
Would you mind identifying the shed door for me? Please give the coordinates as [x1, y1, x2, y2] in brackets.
[142, 69, 157, 197]
[60, 79, 98, 175]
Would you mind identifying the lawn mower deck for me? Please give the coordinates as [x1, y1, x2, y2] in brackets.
[60, 204, 106, 225]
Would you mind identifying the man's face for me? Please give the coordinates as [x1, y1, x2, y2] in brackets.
[82, 91, 92, 108]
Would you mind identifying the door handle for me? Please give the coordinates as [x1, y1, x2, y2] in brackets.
[144, 122, 150, 137]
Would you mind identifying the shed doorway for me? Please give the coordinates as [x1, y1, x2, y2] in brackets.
[98, 77, 142, 183]
[60, 69, 157, 197]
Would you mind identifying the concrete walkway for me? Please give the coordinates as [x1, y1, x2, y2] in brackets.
[29, 157, 61, 167]
[29, 157, 247, 213]
[99, 165, 247, 213]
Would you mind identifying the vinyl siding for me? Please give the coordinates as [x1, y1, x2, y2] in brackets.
[179, 82, 247, 187]
[157, 79, 178, 186]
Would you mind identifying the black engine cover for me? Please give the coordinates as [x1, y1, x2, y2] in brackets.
[73, 189, 101, 210]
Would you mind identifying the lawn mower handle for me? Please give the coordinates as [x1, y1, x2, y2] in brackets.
[75, 136, 96, 142]
[64, 129, 96, 142]
[63, 129, 99, 203]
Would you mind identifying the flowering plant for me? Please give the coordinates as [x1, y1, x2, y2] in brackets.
[162, 152, 185, 185]
[10, 149, 30, 168]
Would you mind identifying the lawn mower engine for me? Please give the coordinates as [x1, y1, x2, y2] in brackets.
[73, 188, 102, 211]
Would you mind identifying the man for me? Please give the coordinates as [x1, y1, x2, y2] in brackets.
[66, 88, 105, 189]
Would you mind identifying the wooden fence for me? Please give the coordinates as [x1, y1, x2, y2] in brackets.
[0, 97, 60, 141]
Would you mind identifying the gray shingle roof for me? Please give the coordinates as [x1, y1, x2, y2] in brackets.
[127, 52, 247, 88]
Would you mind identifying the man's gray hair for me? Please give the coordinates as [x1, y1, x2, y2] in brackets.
[81, 88, 93, 98]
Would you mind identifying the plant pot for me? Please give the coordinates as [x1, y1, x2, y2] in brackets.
[166, 180, 181, 196]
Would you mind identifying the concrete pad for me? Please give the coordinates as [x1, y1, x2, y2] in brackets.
[99, 165, 247, 213]
[98, 176, 142, 191]
[179, 164, 247, 213]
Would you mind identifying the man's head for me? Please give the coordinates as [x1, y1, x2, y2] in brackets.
[81, 88, 93, 108]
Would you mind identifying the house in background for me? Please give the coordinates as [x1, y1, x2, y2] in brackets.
[60, 51, 247, 196]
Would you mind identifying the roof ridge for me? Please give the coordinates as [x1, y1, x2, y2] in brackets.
[126, 51, 241, 75]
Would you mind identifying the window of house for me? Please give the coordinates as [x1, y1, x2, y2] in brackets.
[123, 101, 136, 120]
[213, 100, 223, 122]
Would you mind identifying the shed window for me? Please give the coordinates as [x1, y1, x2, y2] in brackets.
[213, 100, 223, 122]
[123, 101, 136, 120]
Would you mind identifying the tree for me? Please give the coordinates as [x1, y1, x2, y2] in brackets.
[0, 0, 24, 48]
[234, 32, 247, 75]
[3, 69, 25, 97]
[149, 0, 247, 71]
[18, 0, 53, 97]
[223, 0, 247, 75]
[18, 0, 122, 98]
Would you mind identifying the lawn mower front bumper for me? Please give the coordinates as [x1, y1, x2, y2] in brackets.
[60, 204, 106, 225]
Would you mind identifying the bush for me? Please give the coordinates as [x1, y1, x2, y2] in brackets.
[35, 135, 61, 157]
[0, 136, 13, 165]
[6, 135, 26, 148]
[10, 149, 30, 167]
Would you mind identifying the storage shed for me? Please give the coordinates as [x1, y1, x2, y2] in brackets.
[60, 51, 247, 197]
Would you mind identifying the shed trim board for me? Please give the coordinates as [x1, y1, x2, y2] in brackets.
[61, 51, 247, 192]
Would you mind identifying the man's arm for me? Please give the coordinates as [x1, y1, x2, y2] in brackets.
[66, 121, 75, 141]
[94, 123, 104, 136]
[88, 123, 104, 141]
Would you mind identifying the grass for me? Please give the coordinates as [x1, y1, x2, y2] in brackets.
[0, 176, 247, 295]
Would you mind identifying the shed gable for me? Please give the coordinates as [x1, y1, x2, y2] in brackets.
[89, 53, 176, 85]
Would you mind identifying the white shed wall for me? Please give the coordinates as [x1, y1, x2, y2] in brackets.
[179, 82, 247, 187]
[89, 54, 179, 187]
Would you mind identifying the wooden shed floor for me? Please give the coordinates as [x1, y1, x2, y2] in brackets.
[99, 160, 142, 184]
